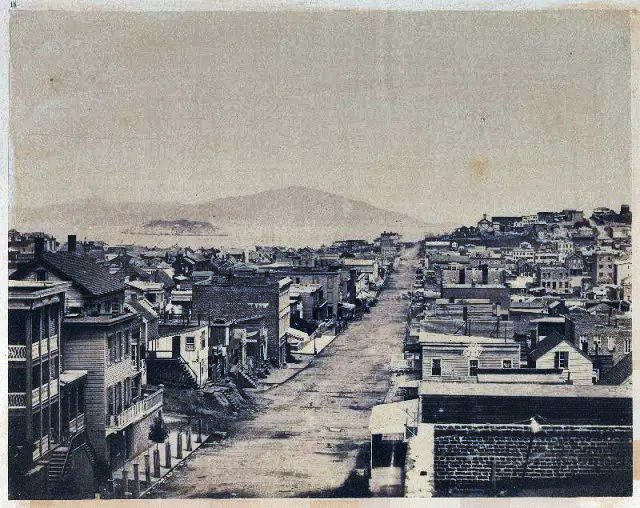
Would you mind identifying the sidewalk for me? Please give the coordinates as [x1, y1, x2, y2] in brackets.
[109, 422, 210, 498]
[255, 333, 339, 388]
[294, 333, 337, 355]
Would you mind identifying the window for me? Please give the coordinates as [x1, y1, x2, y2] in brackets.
[50, 356, 59, 380]
[624, 339, 631, 354]
[201, 333, 206, 350]
[108, 334, 116, 364]
[116, 332, 123, 362]
[107, 386, 115, 415]
[554, 351, 569, 369]
[186, 336, 195, 351]
[124, 330, 130, 357]
[431, 358, 442, 376]
[36, 270, 47, 281]
[468, 359, 479, 377]
[607, 336, 615, 351]
[502, 359, 512, 369]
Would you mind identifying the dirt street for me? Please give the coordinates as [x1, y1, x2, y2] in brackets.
[149, 248, 417, 498]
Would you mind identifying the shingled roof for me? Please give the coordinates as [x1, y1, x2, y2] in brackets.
[11, 252, 125, 296]
[599, 354, 632, 385]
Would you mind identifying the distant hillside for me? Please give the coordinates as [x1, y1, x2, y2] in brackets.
[11, 186, 445, 247]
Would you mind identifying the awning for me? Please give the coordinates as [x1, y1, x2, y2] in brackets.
[60, 370, 88, 386]
[287, 327, 310, 342]
[340, 302, 356, 310]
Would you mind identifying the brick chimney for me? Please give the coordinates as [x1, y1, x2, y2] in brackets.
[34, 237, 45, 257]
[68, 235, 77, 253]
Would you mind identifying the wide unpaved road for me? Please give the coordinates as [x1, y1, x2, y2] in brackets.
[151, 248, 417, 498]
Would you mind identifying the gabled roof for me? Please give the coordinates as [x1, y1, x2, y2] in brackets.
[599, 354, 632, 385]
[150, 269, 176, 289]
[529, 334, 591, 362]
[10, 252, 125, 297]
[126, 298, 159, 323]
[113, 263, 152, 282]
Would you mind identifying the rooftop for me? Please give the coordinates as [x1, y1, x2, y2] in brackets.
[419, 380, 631, 398]
[418, 331, 518, 345]
[64, 312, 140, 326]
[125, 281, 165, 292]
[8, 280, 71, 299]
[11, 251, 125, 296]
[369, 399, 419, 435]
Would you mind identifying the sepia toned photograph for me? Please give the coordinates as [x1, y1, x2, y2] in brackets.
[3, 1, 636, 502]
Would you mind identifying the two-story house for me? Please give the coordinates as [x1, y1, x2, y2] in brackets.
[146, 323, 209, 388]
[193, 273, 291, 366]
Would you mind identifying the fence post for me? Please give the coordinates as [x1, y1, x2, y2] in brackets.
[186, 426, 193, 451]
[106, 479, 115, 498]
[144, 454, 151, 484]
[133, 463, 141, 498]
[121, 469, 129, 498]
[177, 432, 183, 459]
[165, 440, 172, 468]
[153, 449, 161, 477]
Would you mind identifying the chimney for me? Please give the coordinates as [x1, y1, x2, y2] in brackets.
[34, 237, 45, 257]
[68, 235, 77, 253]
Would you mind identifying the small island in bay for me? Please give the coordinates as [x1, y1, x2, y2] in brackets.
[125, 219, 225, 236]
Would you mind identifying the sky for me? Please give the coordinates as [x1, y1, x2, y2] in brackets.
[9, 9, 633, 225]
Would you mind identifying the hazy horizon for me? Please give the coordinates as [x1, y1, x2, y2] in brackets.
[11, 183, 623, 225]
[9, 10, 633, 226]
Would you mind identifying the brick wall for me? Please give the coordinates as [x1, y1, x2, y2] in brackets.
[433, 424, 632, 485]
[193, 282, 281, 362]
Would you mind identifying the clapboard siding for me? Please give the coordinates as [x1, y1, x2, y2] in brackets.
[62, 326, 107, 459]
[422, 343, 521, 381]
[535, 343, 593, 385]
[20, 266, 85, 311]
[104, 320, 144, 389]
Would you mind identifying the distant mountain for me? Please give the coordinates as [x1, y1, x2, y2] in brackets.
[11, 186, 446, 247]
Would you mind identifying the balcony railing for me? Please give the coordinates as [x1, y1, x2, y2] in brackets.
[8, 345, 27, 361]
[31, 381, 59, 407]
[68, 413, 86, 434]
[31, 335, 59, 359]
[106, 387, 163, 433]
[9, 392, 26, 408]
[32, 435, 50, 461]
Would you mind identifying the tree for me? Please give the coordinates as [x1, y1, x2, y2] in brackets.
[148, 411, 169, 451]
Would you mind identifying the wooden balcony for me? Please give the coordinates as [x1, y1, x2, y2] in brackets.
[32, 435, 50, 461]
[8, 345, 27, 361]
[106, 387, 163, 434]
[31, 335, 59, 359]
[31, 380, 59, 407]
[9, 392, 26, 409]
